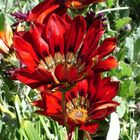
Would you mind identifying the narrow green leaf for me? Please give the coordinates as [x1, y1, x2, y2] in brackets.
[15, 95, 22, 125]
[23, 120, 41, 140]
[39, 116, 55, 139]
[0, 13, 5, 31]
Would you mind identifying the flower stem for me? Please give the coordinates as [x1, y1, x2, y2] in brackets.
[75, 127, 78, 140]
[62, 91, 69, 134]
[85, 131, 92, 140]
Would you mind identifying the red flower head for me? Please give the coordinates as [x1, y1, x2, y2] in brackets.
[27, 0, 105, 23]
[33, 75, 119, 134]
[12, 14, 117, 89]
[28, 0, 67, 23]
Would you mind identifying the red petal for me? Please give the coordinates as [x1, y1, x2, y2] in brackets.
[15, 51, 37, 71]
[80, 122, 99, 134]
[32, 100, 44, 109]
[95, 77, 119, 100]
[33, 90, 62, 114]
[89, 100, 119, 119]
[97, 38, 117, 60]
[43, 91, 62, 114]
[45, 14, 66, 56]
[94, 56, 118, 72]
[80, 20, 104, 62]
[13, 35, 39, 70]
[31, 24, 50, 60]
[12, 68, 55, 88]
[66, 15, 86, 54]
[86, 78, 96, 100]
[36, 5, 59, 23]
[66, 80, 88, 101]
[62, 14, 72, 26]
[77, 80, 88, 97]
[28, 0, 58, 22]
[55, 64, 78, 83]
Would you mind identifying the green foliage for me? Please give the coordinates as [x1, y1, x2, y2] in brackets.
[115, 17, 132, 31]
[22, 120, 42, 140]
[0, 13, 5, 31]
[106, 0, 114, 8]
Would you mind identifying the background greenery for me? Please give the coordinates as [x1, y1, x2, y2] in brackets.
[0, 0, 140, 139]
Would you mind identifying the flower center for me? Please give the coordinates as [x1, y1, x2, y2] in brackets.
[68, 107, 88, 124]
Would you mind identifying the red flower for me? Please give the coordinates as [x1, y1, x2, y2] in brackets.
[33, 75, 119, 134]
[28, 0, 67, 23]
[12, 14, 117, 89]
[27, 0, 105, 23]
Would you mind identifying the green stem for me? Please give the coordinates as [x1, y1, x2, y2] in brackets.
[96, 6, 130, 14]
[75, 127, 78, 140]
[62, 91, 69, 134]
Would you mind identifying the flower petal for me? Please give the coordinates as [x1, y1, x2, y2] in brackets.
[80, 19, 104, 62]
[66, 79, 88, 101]
[89, 100, 119, 120]
[94, 56, 118, 72]
[31, 23, 50, 60]
[80, 122, 99, 134]
[32, 92, 62, 116]
[13, 34, 39, 70]
[97, 38, 117, 60]
[28, 0, 59, 22]
[95, 77, 119, 100]
[45, 14, 66, 56]
[66, 15, 86, 54]
[12, 68, 55, 88]
[55, 64, 78, 83]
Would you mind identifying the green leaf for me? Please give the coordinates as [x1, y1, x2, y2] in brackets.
[119, 61, 132, 77]
[125, 37, 134, 61]
[107, 0, 114, 8]
[134, 26, 140, 62]
[115, 97, 126, 118]
[119, 80, 135, 98]
[15, 95, 22, 125]
[115, 17, 131, 30]
[39, 116, 55, 139]
[129, 81, 136, 97]
[23, 120, 41, 140]
[0, 13, 5, 31]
